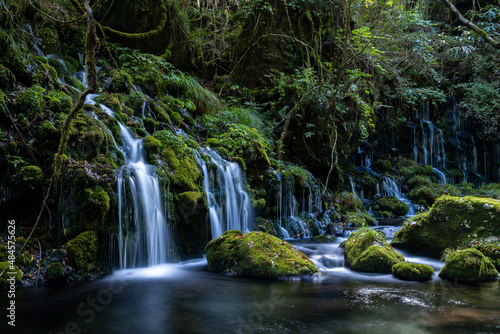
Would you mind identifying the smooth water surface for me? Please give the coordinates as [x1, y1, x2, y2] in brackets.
[4, 241, 500, 334]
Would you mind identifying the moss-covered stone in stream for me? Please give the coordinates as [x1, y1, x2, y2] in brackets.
[439, 248, 498, 282]
[391, 196, 500, 258]
[392, 262, 434, 281]
[469, 238, 500, 271]
[0, 262, 22, 287]
[205, 230, 319, 279]
[46, 262, 65, 284]
[64, 231, 98, 274]
[341, 227, 404, 273]
[371, 196, 409, 217]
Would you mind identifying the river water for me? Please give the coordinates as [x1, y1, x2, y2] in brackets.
[4, 239, 500, 334]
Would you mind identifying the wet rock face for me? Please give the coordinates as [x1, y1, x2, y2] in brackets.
[341, 227, 404, 274]
[205, 230, 318, 279]
[391, 196, 500, 258]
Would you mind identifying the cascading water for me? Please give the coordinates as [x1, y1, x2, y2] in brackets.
[380, 177, 415, 216]
[79, 80, 171, 268]
[194, 147, 252, 239]
[412, 102, 447, 184]
[116, 122, 171, 268]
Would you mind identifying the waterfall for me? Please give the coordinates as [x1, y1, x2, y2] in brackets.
[412, 103, 447, 183]
[194, 148, 252, 239]
[116, 123, 171, 268]
[82, 91, 171, 268]
[380, 177, 415, 216]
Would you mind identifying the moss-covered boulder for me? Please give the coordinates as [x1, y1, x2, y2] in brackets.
[341, 228, 404, 273]
[312, 235, 337, 243]
[391, 196, 500, 258]
[46, 262, 65, 284]
[469, 238, 500, 271]
[0, 262, 22, 287]
[392, 262, 434, 281]
[372, 197, 409, 217]
[439, 248, 498, 282]
[64, 231, 98, 273]
[205, 230, 318, 279]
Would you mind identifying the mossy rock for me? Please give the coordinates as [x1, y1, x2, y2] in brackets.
[46, 262, 65, 284]
[205, 230, 319, 279]
[171, 111, 183, 125]
[64, 231, 98, 273]
[344, 212, 377, 227]
[206, 124, 270, 178]
[469, 239, 500, 271]
[312, 235, 337, 243]
[407, 185, 438, 207]
[342, 228, 404, 273]
[177, 191, 208, 224]
[371, 159, 392, 172]
[392, 196, 500, 258]
[392, 262, 434, 281]
[0, 262, 22, 287]
[439, 248, 498, 282]
[372, 196, 409, 217]
[153, 130, 200, 192]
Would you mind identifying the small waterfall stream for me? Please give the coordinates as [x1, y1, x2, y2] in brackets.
[77, 75, 171, 268]
[194, 147, 253, 239]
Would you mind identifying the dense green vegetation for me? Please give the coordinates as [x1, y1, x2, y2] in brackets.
[0, 0, 499, 283]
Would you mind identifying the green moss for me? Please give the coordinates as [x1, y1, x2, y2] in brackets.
[408, 185, 438, 207]
[342, 227, 404, 273]
[46, 262, 65, 283]
[344, 212, 377, 227]
[16, 84, 46, 119]
[392, 262, 434, 281]
[469, 238, 500, 271]
[46, 90, 73, 113]
[177, 191, 208, 224]
[64, 231, 98, 273]
[171, 111, 183, 125]
[0, 262, 22, 287]
[372, 196, 409, 217]
[126, 91, 146, 111]
[153, 130, 200, 192]
[206, 124, 270, 177]
[408, 175, 433, 189]
[392, 196, 500, 258]
[371, 159, 392, 172]
[336, 191, 362, 212]
[205, 230, 319, 279]
[439, 248, 498, 282]
[312, 235, 337, 243]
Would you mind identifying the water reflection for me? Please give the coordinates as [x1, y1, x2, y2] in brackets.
[4, 245, 499, 334]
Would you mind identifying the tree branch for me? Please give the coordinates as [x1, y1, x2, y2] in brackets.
[440, 0, 500, 48]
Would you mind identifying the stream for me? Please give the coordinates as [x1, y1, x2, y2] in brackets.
[4, 238, 500, 334]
